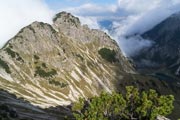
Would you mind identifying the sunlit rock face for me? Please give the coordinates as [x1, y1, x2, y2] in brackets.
[0, 12, 134, 108]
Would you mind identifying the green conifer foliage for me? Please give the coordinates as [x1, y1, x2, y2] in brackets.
[72, 86, 174, 120]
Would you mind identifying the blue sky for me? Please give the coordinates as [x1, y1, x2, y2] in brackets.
[44, 0, 117, 10]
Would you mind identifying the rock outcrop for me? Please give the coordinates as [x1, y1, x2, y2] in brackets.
[0, 12, 134, 108]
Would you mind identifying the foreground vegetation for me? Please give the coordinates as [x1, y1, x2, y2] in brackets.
[72, 86, 174, 120]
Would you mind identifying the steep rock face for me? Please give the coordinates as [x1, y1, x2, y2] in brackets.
[133, 12, 180, 76]
[0, 12, 134, 108]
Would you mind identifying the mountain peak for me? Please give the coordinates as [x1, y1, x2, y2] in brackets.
[53, 11, 81, 28]
[0, 11, 135, 108]
[171, 11, 180, 19]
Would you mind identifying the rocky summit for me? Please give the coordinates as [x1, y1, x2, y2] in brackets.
[0, 12, 134, 109]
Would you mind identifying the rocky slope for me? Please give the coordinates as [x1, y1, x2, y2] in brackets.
[0, 89, 73, 120]
[133, 12, 180, 76]
[131, 12, 180, 119]
[0, 12, 134, 108]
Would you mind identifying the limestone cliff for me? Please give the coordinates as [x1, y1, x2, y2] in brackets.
[0, 12, 134, 108]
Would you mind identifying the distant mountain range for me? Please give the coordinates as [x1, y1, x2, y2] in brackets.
[134, 12, 180, 74]
[132, 12, 180, 119]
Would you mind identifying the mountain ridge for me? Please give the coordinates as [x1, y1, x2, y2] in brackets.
[131, 11, 180, 119]
[133, 11, 180, 76]
[0, 12, 134, 108]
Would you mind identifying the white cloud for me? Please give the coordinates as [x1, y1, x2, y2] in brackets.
[0, 0, 54, 48]
[1, 0, 180, 56]
[112, 0, 180, 56]
[116, 36, 154, 56]
[63, 3, 118, 19]
[116, 0, 180, 35]
[77, 16, 100, 29]
[65, 0, 180, 56]
[117, 0, 160, 13]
